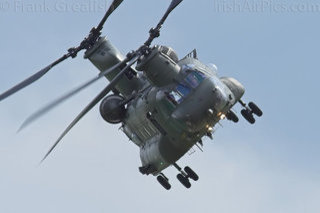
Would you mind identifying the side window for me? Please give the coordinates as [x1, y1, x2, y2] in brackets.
[166, 83, 191, 105]
[167, 90, 183, 104]
[176, 83, 191, 98]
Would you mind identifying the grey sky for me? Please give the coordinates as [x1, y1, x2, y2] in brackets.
[0, 0, 319, 212]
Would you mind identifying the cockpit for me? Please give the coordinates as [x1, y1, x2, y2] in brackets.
[166, 68, 206, 105]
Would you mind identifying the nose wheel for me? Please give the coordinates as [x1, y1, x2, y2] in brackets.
[248, 102, 263, 117]
[241, 108, 255, 124]
[226, 110, 239, 123]
[239, 100, 263, 124]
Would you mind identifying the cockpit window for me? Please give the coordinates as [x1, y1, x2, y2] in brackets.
[185, 71, 206, 88]
[166, 69, 206, 105]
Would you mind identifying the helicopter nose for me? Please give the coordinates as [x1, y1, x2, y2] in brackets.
[171, 77, 229, 131]
[210, 78, 229, 112]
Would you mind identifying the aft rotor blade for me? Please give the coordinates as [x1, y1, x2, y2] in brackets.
[0, 0, 125, 102]
[96, 0, 124, 31]
[19, 58, 130, 132]
[40, 56, 139, 163]
[0, 53, 74, 102]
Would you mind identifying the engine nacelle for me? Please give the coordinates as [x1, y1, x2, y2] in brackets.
[136, 45, 181, 87]
[100, 95, 126, 124]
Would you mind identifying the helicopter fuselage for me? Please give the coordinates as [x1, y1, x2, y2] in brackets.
[85, 37, 245, 175]
[1, 0, 262, 190]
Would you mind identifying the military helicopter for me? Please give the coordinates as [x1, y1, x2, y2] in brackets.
[0, 0, 263, 190]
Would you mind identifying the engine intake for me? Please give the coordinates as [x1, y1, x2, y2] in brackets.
[100, 95, 126, 124]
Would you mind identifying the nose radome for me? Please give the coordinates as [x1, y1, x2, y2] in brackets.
[207, 77, 230, 112]
[220, 77, 245, 101]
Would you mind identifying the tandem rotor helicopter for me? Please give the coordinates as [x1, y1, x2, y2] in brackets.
[0, 0, 263, 190]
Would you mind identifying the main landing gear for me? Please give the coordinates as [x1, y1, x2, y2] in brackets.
[239, 100, 263, 124]
[157, 173, 171, 190]
[156, 164, 199, 190]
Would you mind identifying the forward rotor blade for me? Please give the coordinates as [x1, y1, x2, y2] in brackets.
[0, 53, 75, 102]
[157, 0, 183, 29]
[144, 0, 183, 47]
[96, 0, 124, 31]
[19, 58, 131, 132]
[40, 56, 139, 163]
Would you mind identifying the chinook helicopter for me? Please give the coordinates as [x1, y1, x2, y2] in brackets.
[0, 0, 263, 190]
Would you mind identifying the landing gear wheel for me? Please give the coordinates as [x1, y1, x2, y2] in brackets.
[248, 102, 263, 117]
[157, 175, 171, 190]
[177, 174, 191, 188]
[226, 111, 239, 123]
[184, 166, 199, 181]
[241, 109, 255, 124]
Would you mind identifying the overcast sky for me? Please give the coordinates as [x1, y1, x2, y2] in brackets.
[0, 0, 319, 212]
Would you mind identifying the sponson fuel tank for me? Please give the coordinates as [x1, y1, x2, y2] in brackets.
[100, 95, 126, 124]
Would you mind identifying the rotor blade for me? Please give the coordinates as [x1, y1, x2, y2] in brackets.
[0, 1, 125, 102]
[40, 56, 139, 163]
[96, 0, 124, 31]
[144, 0, 183, 47]
[0, 53, 75, 102]
[157, 0, 183, 29]
[19, 57, 131, 132]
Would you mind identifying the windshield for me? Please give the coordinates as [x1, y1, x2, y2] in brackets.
[185, 71, 206, 88]
[166, 69, 206, 105]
